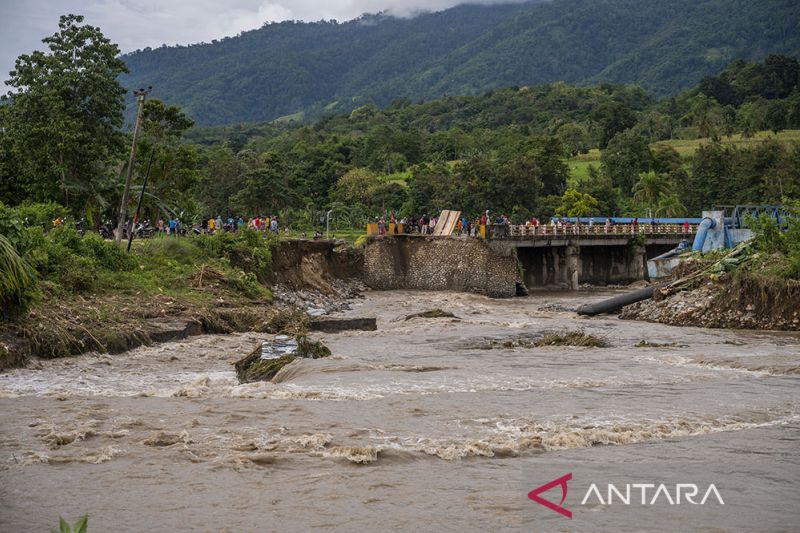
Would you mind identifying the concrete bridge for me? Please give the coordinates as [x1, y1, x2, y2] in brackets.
[363, 223, 697, 297]
[486, 223, 696, 290]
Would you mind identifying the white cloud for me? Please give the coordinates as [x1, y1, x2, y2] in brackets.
[0, 1, 528, 84]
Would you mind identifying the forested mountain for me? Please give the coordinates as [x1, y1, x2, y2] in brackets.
[119, 0, 800, 126]
[2, 14, 799, 234]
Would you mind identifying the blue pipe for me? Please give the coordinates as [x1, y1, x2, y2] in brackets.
[724, 226, 734, 248]
[692, 217, 716, 252]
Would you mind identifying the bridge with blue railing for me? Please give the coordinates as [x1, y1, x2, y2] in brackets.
[488, 217, 698, 248]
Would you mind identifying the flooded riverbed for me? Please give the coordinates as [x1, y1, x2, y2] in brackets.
[1, 290, 798, 532]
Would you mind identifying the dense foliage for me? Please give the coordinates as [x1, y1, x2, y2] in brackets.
[119, 0, 800, 126]
[745, 203, 800, 279]
[0, 202, 275, 310]
[182, 54, 800, 226]
[0, 15, 128, 210]
[1, 14, 799, 234]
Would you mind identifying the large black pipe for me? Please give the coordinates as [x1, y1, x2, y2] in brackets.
[577, 282, 672, 316]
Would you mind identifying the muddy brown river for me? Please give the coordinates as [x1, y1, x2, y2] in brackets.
[1, 290, 798, 532]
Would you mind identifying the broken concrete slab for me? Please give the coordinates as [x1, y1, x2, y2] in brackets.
[144, 318, 204, 344]
[308, 317, 377, 333]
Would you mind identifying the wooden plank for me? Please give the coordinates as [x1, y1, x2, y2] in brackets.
[432, 209, 460, 236]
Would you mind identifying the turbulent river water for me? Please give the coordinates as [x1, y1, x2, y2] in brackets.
[1, 290, 799, 532]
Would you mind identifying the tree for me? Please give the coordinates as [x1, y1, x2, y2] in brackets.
[555, 189, 599, 217]
[330, 168, 381, 206]
[655, 193, 687, 217]
[698, 75, 743, 107]
[579, 166, 619, 216]
[0, 15, 128, 211]
[135, 100, 199, 219]
[590, 100, 636, 148]
[684, 94, 731, 141]
[230, 152, 295, 214]
[555, 122, 592, 156]
[197, 146, 246, 216]
[686, 143, 734, 212]
[407, 161, 456, 215]
[632, 171, 672, 211]
[600, 129, 652, 194]
[650, 145, 682, 174]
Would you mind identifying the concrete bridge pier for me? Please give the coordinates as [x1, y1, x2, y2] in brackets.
[630, 245, 646, 281]
[516, 242, 652, 289]
[566, 245, 580, 290]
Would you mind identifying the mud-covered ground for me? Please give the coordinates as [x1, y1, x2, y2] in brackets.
[1, 290, 799, 532]
[621, 277, 800, 331]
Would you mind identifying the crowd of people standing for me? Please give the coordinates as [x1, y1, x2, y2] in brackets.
[151, 214, 283, 237]
[372, 212, 694, 237]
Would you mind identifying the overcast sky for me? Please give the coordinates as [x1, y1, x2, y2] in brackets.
[0, 0, 525, 85]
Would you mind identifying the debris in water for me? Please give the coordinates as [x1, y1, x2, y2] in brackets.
[484, 330, 607, 349]
[260, 335, 299, 360]
[634, 340, 682, 348]
[234, 335, 331, 383]
[404, 309, 458, 321]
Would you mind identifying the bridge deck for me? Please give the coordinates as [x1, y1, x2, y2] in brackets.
[498, 224, 696, 247]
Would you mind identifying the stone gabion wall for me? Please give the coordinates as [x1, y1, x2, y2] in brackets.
[363, 236, 517, 298]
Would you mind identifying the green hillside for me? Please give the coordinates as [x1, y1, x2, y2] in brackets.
[119, 0, 800, 126]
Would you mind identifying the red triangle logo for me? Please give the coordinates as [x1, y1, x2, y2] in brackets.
[528, 472, 573, 519]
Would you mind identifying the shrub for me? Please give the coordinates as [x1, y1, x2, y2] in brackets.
[745, 204, 800, 279]
[53, 253, 98, 293]
[0, 234, 38, 317]
[139, 236, 208, 265]
[13, 201, 69, 230]
[0, 202, 26, 250]
[78, 233, 136, 271]
[195, 229, 274, 282]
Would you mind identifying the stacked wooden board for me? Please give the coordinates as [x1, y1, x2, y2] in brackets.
[432, 210, 461, 236]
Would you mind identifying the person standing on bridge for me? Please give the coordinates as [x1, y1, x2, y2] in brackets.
[683, 219, 690, 233]
[632, 217, 638, 234]
[604, 218, 611, 234]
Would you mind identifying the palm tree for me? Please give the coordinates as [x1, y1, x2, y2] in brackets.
[633, 171, 672, 214]
[0, 234, 36, 317]
[656, 193, 687, 217]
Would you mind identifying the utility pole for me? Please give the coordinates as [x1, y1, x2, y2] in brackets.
[127, 149, 155, 253]
[115, 86, 152, 243]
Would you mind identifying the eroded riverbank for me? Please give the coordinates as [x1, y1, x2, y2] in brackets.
[1, 290, 798, 532]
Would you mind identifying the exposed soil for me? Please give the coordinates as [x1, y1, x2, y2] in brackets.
[621, 274, 800, 331]
[0, 240, 366, 371]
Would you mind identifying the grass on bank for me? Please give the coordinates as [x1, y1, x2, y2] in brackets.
[0, 213, 285, 358]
